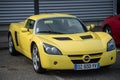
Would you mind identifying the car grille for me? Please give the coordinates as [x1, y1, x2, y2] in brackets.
[68, 53, 102, 64]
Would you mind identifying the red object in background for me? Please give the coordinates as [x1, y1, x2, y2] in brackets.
[102, 14, 120, 46]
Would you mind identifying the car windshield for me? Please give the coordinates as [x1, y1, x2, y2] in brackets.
[35, 17, 86, 34]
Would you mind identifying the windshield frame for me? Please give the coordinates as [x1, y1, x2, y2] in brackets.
[33, 17, 87, 34]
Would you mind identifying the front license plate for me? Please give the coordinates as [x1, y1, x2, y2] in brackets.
[74, 63, 100, 70]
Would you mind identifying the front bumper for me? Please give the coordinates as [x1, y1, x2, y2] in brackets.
[40, 49, 116, 70]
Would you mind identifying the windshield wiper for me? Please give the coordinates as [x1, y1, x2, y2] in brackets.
[38, 31, 63, 34]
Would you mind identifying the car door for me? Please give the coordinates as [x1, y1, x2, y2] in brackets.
[19, 19, 35, 57]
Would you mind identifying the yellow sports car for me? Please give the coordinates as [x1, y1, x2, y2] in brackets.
[8, 13, 116, 73]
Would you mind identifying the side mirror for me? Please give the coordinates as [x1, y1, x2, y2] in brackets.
[21, 28, 28, 32]
[87, 24, 95, 31]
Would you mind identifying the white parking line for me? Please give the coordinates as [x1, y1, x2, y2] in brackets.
[49, 72, 65, 80]
[117, 49, 120, 52]
[116, 47, 120, 52]
[53, 75, 65, 80]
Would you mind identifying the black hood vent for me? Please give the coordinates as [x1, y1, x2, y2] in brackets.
[80, 35, 93, 39]
[53, 37, 72, 40]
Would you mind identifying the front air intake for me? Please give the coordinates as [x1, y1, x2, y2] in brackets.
[80, 35, 93, 39]
[53, 37, 72, 40]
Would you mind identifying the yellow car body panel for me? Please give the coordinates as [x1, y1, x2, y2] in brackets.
[8, 13, 116, 70]
[28, 13, 76, 21]
[39, 50, 116, 69]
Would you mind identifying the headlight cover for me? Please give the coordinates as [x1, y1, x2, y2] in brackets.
[43, 43, 62, 55]
[107, 39, 116, 51]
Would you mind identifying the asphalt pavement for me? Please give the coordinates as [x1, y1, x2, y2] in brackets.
[0, 31, 8, 49]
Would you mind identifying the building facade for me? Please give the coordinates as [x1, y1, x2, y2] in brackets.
[0, 0, 117, 28]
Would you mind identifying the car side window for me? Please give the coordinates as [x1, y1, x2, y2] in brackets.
[26, 19, 35, 29]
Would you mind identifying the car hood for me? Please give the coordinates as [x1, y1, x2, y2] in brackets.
[37, 32, 106, 55]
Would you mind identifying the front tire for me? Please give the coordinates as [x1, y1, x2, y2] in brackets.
[104, 25, 112, 35]
[32, 44, 46, 73]
[8, 34, 18, 56]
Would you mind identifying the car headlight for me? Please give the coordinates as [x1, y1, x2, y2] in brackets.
[107, 39, 115, 51]
[43, 43, 62, 55]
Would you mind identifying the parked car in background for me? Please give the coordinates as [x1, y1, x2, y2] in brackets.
[8, 13, 116, 73]
[102, 14, 120, 46]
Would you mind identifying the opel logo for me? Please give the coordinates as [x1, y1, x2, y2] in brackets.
[84, 55, 90, 62]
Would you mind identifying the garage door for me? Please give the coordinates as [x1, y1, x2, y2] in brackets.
[0, 0, 116, 24]
[0, 1, 34, 24]
[39, 0, 116, 21]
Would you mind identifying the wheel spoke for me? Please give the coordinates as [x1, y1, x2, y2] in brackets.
[32, 44, 46, 73]
[8, 36, 13, 53]
[105, 26, 112, 35]
[32, 45, 39, 70]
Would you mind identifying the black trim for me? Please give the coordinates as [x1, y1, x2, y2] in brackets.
[80, 35, 93, 39]
[71, 58, 100, 64]
[53, 37, 72, 40]
[14, 31, 19, 46]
